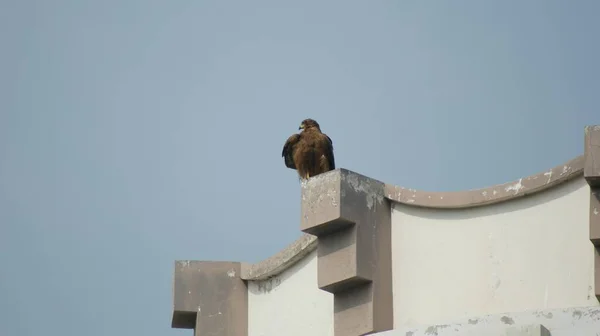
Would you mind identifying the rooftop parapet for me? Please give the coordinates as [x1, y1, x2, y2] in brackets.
[171, 125, 600, 336]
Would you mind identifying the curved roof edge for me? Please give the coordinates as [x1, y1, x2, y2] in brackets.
[242, 155, 584, 281]
[385, 155, 584, 209]
[241, 233, 317, 281]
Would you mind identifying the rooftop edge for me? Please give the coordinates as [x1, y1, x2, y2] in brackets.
[242, 154, 584, 281]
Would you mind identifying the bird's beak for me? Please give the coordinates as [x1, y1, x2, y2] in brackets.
[299, 124, 304, 130]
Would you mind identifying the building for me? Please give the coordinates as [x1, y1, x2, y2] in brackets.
[170, 125, 600, 336]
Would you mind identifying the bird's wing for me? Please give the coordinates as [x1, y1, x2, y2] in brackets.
[282, 133, 301, 169]
[324, 134, 335, 170]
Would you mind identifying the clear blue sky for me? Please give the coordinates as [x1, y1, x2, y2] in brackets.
[1, 1, 598, 335]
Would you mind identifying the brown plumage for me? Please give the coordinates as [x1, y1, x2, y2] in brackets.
[282, 118, 335, 180]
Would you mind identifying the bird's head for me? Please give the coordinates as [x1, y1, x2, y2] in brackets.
[299, 118, 320, 131]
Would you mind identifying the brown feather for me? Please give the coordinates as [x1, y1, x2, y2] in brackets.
[282, 134, 300, 169]
[281, 119, 335, 180]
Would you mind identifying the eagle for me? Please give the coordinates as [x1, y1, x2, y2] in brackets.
[282, 118, 335, 180]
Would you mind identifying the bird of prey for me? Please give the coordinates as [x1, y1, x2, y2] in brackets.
[282, 118, 335, 180]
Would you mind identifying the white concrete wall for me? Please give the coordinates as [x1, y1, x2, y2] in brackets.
[391, 177, 598, 329]
[247, 250, 334, 336]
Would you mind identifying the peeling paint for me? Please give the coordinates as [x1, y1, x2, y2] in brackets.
[178, 260, 191, 269]
[500, 316, 514, 325]
[326, 188, 338, 208]
[227, 269, 236, 278]
[544, 170, 553, 184]
[424, 324, 449, 335]
[492, 276, 501, 290]
[344, 172, 384, 210]
[301, 170, 341, 216]
[206, 311, 222, 318]
[303, 170, 385, 212]
[390, 307, 600, 336]
[594, 208, 598, 215]
[505, 178, 524, 195]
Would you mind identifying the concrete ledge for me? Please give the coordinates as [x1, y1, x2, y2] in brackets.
[241, 233, 317, 281]
[585, 125, 600, 187]
[235, 156, 585, 286]
[301, 169, 393, 336]
[376, 306, 600, 336]
[317, 227, 372, 293]
[385, 155, 583, 209]
[172, 261, 247, 336]
[595, 247, 600, 301]
[585, 126, 600, 300]
[590, 190, 600, 245]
